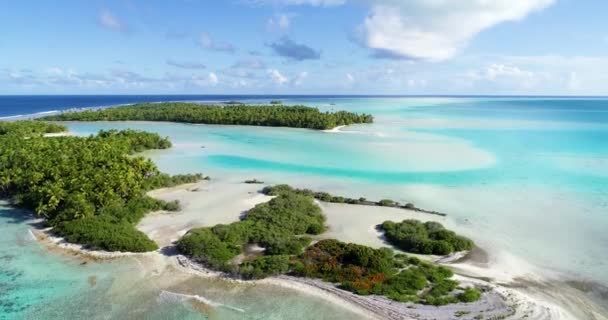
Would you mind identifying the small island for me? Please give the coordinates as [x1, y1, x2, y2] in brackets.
[40, 102, 374, 130]
[176, 188, 482, 306]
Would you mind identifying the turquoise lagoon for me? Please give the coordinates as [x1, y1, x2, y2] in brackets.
[2, 97, 607, 318]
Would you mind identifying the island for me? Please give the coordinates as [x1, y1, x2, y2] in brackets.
[40, 102, 374, 130]
[176, 188, 482, 306]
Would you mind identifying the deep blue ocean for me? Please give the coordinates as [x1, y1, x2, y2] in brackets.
[2, 94, 605, 118]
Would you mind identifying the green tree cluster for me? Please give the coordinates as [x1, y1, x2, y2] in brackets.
[0, 120, 66, 137]
[40, 103, 374, 130]
[294, 240, 479, 305]
[177, 192, 324, 273]
[262, 184, 422, 208]
[0, 121, 204, 252]
[177, 188, 481, 305]
[380, 220, 474, 255]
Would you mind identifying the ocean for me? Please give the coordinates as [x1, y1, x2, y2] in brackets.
[1, 95, 607, 319]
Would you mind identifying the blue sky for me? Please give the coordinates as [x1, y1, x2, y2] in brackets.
[1, 0, 607, 95]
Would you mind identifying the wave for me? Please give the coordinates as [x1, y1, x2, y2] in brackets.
[26, 229, 37, 241]
[0, 110, 60, 120]
[35, 110, 60, 115]
[158, 290, 245, 313]
[0, 114, 25, 120]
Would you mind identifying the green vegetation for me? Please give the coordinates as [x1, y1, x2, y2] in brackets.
[261, 184, 447, 216]
[40, 102, 374, 130]
[458, 288, 482, 303]
[0, 121, 204, 252]
[177, 188, 481, 305]
[0, 120, 66, 136]
[380, 220, 474, 255]
[244, 179, 264, 184]
[295, 239, 479, 305]
[177, 191, 325, 271]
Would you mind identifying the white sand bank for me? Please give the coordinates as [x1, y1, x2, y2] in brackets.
[138, 180, 271, 247]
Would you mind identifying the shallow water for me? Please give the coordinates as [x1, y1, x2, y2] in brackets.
[0, 206, 366, 320]
[2, 97, 608, 318]
[66, 97, 608, 284]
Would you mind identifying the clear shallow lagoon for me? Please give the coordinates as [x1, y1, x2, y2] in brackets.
[2, 96, 608, 318]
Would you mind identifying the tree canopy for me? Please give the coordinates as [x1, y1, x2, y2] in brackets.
[379, 220, 474, 255]
[40, 102, 374, 130]
[0, 121, 202, 252]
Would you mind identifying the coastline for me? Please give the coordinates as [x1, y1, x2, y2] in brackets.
[32, 224, 579, 320]
[24, 179, 585, 320]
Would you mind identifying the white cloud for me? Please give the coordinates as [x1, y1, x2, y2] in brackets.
[267, 14, 291, 32]
[98, 10, 128, 33]
[199, 33, 236, 53]
[263, 0, 554, 61]
[267, 69, 289, 85]
[465, 63, 541, 90]
[346, 73, 355, 83]
[362, 0, 554, 61]
[208, 72, 219, 86]
[253, 0, 345, 6]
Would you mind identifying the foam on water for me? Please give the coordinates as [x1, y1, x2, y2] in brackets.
[159, 290, 246, 313]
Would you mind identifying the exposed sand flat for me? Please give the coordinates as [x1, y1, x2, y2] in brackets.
[317, 201, 446, 249]
[138, 180, 271, 247]
[133, 182, 592, 319]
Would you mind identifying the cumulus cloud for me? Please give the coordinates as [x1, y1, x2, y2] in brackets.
[208, 72, 219, 86]
[267, 69, 289, 85]
[464, 63, 543, 90]
[166, 59, 206, 70]
[261, 0, 554, 61]
[199, 33, 236, 53]
[98, 9, 128, 33]
[268, 37, 321, 61]
[267, 14, 291, 32]
[365, 0, 555, 61]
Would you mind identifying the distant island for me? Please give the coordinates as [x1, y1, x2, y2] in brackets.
[40, 102, 374, 130]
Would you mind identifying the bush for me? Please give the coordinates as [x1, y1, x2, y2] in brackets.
[237, 255, 290, 279]
[458, 288, 482, 303]
[176, 228, 241, 268]
[379, 219, 474, 255]
[53, 215, 158, 252]
[378, 199, 395, 207]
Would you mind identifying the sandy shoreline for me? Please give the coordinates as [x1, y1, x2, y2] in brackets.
[27, 179, 599, 319]
[322, 125, 347, 133]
